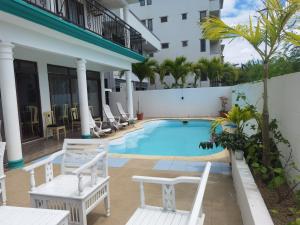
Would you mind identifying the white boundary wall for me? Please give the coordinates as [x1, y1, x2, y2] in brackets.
[232, 72, 300, 172]
[110, 86, 232, 118]
[232, 155, 274, 225]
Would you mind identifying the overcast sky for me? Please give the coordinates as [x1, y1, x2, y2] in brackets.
[221, 0, 263, 65]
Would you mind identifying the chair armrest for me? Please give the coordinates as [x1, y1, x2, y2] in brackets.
[132, 176, 201, 185]
[23, 150, 65, 172]
[72, 151, 106, 175]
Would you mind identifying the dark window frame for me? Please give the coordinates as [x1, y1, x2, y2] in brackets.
[182, 40, 188, 47]
[160, 16, 168, 23]
[200, 39, 206, 52]
[182, 13, 187, 20]
[140, 0, 145, 6]
[200, 10, 207, 22]
[161, 43, 169, 49]
[147, 18, 153, 31]
[146, 0, 152, 5]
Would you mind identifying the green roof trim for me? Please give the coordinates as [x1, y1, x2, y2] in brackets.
[0, 0, 145, 62]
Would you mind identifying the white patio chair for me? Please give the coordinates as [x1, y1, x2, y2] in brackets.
[89, 110, 111, 137]
[116, 102, 137, 123]
[0, 142, 6, 206]
[103, 104, 128, 130]
[126, 162, 211, 225]
[24, 139, 110, 225]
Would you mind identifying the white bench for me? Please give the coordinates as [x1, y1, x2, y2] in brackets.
[24, 139, 110, 225]
[0, 206, 69, 225]
[126, 162, 211, 225]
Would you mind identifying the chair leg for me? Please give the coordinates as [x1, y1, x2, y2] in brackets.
[45, 128, 48, 140]
[56, 128, 59, 141]
[104, 186, 110, 217]
[0, 179, 7, 205]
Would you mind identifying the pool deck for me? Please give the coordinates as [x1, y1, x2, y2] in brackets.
[5, 158, 242, 225]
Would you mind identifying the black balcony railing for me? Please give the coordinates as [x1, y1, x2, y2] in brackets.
[24, 0, 143, 54]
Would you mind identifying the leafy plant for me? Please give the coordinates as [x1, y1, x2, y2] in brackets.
[202, 0, 300, 167]
[132, 58, 158, 85]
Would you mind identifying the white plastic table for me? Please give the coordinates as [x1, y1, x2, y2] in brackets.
[0, 206, 69, 225]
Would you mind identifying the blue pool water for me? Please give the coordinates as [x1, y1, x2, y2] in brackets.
[109, 120, 223, 157]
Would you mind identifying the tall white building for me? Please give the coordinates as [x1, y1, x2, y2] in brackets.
[130, 0, 224, 88]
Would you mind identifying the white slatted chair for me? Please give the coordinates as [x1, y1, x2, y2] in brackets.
[126, 162, 211, 225]
[116, 102, 137, 123]
[24, 139, 110, 225]
[89, 111, 111, 137]
[0, 142, 6, 205]
[103, 104, 128, 130]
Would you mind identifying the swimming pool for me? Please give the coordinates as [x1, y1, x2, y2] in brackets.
[109, 120, 223, 157]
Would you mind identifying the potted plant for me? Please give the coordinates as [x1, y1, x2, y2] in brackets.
[136, 98, 143, 120]
[219, 96, 228, 117]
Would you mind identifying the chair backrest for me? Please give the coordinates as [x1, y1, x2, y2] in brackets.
[44, 111, 56, 126]
[27, 106, 39, 123]
[61, 139, 108, 177]
[70, 107, 79, 121]
[187, 162, 211, 225]
[62, 104, 69, 118]
[88, 110, 97, 129]
[0, 120, 2, 142]
[116, 102, 127, 118]
[103, 104, 115, 123]
[0, 142, 6, 176]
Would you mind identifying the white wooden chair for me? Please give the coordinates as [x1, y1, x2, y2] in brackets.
[126, 162, 211, 225]
[103, 104, 128, 130]
[0, 142, 6, 205]
[116, 102, 137, 123]
[24, 139, 110, 225]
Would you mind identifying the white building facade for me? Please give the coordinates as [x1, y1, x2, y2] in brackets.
[130, 0, 224, 88]
[0, 0, 159, 168]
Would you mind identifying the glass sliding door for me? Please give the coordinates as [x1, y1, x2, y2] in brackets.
[14, 60, 43, 142]
[87, 71, 102, 118]
[48, 65, 102, 129]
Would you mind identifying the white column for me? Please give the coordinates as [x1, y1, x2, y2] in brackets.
[123, 5, 131, 48]
[100, 72, 106, 107]
[0, 42, 23, 168]
[76, 59, 90, 138]
[125, 70, 134, 120]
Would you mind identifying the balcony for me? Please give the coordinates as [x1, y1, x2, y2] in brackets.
[24, 0, 143, 54]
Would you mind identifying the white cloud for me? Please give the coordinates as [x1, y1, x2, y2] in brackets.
[221, 0, 263, 64]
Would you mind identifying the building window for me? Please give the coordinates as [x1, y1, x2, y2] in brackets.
[147, 19, 153, 31]
[160, 16, 168, 23]
[140, 0, 145, 6]
[147, 0, 152, 5]
[161, 43, 169, 49]
[149, 53, 154, 57]
[200, 10, 207, 22]
[182, 40, 188, 47]
[200, 39, 206, 52]
[182, 13, 187, 20]
[141, 19, 146, 26]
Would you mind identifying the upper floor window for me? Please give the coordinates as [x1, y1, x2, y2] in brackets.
[147, 19, 153, 31]
[140, 0, 145, 6]
[200, 39, 206, 52]
[147, 0, 152, 5]
[161, 43, 169, 49]
[149, 53, 154, 57]
[141, 19, 146, 26]
[182, 13, 187, 20]
[160, 16, 168, 23]
[200, 10, 207, 22]
[182, 40, 188, 47]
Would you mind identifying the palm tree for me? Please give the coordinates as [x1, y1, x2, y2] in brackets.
[201, 0, 300, 165]
[132, 58, 158, 86]
[191, 58, 209, 87]
[154, 61, 169, 88]
[163, 56, 192, 88]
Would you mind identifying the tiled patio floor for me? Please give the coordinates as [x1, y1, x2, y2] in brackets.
[5, 158, 243, 225]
